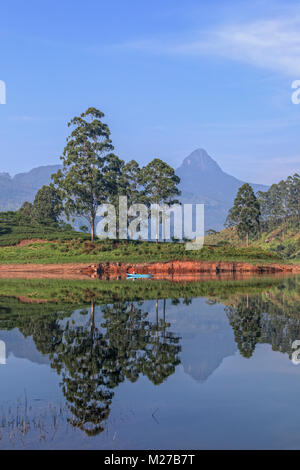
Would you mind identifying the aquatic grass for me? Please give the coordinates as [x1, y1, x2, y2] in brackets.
[0, 396, 73, 448]
[0, 275, 295, 305]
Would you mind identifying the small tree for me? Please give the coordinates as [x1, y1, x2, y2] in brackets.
[32, 184, 63, 225]
[18, 202, 34, 224]
[226, 183, 260, 246]
[52, 107, 122, 240]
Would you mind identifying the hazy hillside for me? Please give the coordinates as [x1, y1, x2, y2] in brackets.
[0, 165, 60, 211]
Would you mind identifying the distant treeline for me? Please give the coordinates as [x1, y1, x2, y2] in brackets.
[257, 174, 300, 231]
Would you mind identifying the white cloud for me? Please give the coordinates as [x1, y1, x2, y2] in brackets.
[118, 16, 300, 77]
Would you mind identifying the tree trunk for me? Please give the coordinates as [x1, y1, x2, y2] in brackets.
[156, 206, 159, 244]
[91, 216, 95, 241]
[156, 298, 159, 338]
[163, 298, 166, 340]
[90, 301, 95, 331]
[90, 301, 95, 354]
[246, 232, 249, 247]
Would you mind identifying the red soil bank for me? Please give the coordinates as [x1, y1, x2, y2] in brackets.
[0, 260, 299, 281]
[98, 260, 300, 276]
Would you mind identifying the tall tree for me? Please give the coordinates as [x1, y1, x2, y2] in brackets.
[113, 159, 145, 238]
[141, 158, 181, 242]
[118, 160, 144, 206]
[226, 183, 261, 246]
[52, 107, 122, 240]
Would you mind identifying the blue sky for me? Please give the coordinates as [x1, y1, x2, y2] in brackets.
[0, 0, 300, 184]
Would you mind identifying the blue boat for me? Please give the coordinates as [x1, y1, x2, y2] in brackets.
[126, 273, 152, 279]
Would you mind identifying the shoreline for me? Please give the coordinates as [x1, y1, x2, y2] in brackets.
[0, 260, 299, 280]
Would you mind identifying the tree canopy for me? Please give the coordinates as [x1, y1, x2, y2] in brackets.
[226, 183, 261, 246]
[51, 107, 123, 240]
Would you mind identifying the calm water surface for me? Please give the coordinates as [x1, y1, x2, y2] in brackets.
[1, 276, 300, 449]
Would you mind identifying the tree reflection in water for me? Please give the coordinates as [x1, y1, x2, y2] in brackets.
[48, 300, 181, 436]
[225, 295, 262, 358]
[225, 283, 300, 359]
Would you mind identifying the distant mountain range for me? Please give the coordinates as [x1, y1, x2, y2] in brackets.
[0, 149, 268, 230]
[0, 165, 60, 211]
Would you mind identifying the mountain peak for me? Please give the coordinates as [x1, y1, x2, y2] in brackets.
[178, 148, 223, 173]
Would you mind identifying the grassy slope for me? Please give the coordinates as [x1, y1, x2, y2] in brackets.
[0, 221, 90, 246]
[206, 222, 300, 262]
[0, 219, 287, 264]
[0, 238, 284, 264]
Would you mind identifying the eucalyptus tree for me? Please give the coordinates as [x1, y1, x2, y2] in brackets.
[141, 158, 181, 242]
[118, 160, 144, 206]
[52, 107, 123, 240]
[258, 174, 300, 231]
[226, 183, 261, 246]
[113, 159, 145, 238]
[287, 174, 300, 222]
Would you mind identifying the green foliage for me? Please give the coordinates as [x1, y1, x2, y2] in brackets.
[31, 184, 63, 225]
[51, 107, 123, 240]
[16, 185, 63, 226]
[118, 159, 145, 205]
[0, 213, 89, 246]
[226, 183, 261, 245]
[18, 202, 33, 224]
[141, 158, 181, 242]
[258, 173, 300, 231]
[141, 158, 181, 205]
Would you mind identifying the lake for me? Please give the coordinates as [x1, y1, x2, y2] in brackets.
[0, 275, 300, 449]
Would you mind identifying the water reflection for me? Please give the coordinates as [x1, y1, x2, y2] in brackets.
[225, 280, 300, 359]
[0, 276, 300, 448]
[0, 298, 181, 437]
